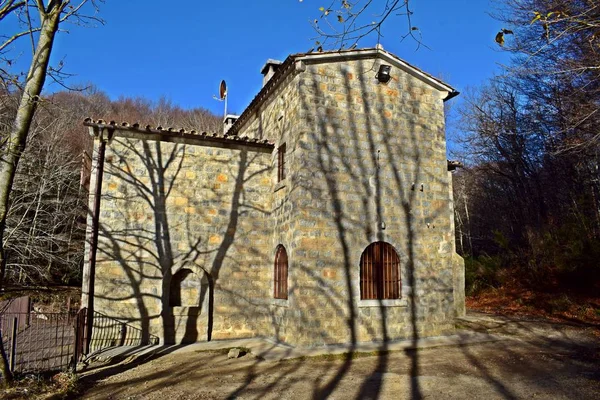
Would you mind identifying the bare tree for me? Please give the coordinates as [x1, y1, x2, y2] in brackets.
[4, 112, 86, 286]
[0, 0, 102, 282]
[493, 0, 600, 152]
[454, 1, 600, 294]
[305, 0, 424, 50]
[0, 0, 103, 386]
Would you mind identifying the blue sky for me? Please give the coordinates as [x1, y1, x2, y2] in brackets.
[5, 0, 510, 118]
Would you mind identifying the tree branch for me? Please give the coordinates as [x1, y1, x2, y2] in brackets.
[0, 27, 43, 53]
[34, 0, 46, 19]
[0, 1, 25, 21]
[310, 0, 410, 50]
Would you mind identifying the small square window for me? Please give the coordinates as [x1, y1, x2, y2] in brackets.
[277, 143, 287, 182]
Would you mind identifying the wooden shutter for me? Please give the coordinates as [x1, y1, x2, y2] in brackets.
[360, 243, 377, 299]
[360, 242, 400, 300]
[274, 245, 288, 299]
[278, 143, 286, 182]
[381, 243, 400, 299]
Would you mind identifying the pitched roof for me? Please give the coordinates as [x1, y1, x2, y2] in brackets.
[227, 47, 458, 137]
[83, 118, 274, 150]
[84, 48, 457, 151]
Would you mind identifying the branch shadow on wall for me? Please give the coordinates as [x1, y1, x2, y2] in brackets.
[223, 60, 457, 399]
[89, 137, 270, 375]
[296, 61, 439, 399]
[83, 59, 463, 399]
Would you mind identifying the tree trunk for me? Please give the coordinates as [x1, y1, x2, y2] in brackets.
[0, 4, 62, 286]
[0, 329, 11, 388]
[0, 3, 64, 386]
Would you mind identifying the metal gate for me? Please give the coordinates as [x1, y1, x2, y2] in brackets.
[0, 310, 83, 373]
[1, 306, 158, 374]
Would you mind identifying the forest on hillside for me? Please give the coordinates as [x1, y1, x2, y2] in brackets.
[0, 88, 221, 287]
[452, 0, 600, 311]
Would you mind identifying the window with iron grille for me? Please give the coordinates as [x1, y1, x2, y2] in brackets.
[274, 245, 288, 299]
[360, 242, 400, 300]
[277, 143, 286, 182]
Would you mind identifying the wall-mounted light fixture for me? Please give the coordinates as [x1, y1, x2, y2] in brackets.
[377, 64, 392, 83]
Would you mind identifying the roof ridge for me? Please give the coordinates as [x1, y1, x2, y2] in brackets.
[83, 118, 273, 148]
[226, 47, 456, 137]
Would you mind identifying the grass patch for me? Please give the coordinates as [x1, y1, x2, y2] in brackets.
[547, 294, 572, 313]
[0, 372, 80, 400]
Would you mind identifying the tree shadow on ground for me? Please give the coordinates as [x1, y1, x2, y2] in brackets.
[78, 319, 600, 399]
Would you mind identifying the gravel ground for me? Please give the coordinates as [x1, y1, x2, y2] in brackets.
[79, 314, 600, 400]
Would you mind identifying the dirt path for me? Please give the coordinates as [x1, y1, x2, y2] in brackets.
[79, 314, 600, 400]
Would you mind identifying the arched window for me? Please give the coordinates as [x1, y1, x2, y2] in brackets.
[274, 245, 288, 299]
[360, 242, 400, 300]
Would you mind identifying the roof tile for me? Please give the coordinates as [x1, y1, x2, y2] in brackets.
[83, 119, 274, 150]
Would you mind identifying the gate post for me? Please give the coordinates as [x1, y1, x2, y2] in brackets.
[9, 317, 17, 372]
[73, 308, 87, 371]
[119, 323, 127, 347]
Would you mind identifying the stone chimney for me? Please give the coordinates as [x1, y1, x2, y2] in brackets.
[261, 59, 282, 87]
[223, 114, 239, 134]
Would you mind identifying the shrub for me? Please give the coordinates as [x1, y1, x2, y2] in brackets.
[465, 254, 505, 295]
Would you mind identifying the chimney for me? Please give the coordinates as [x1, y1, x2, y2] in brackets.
[261, 59, 282, 87]
[223, 114, 239, 134]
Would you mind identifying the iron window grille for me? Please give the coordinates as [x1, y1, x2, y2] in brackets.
[360, 242, 401, 300]
[277, 143, 287, 182]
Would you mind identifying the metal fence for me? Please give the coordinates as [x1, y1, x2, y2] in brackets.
[0, 311, 79, 373]
[87, 310, 159, 355]
[0, 307, 159, 374]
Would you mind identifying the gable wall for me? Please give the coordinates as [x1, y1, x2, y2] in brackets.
[278, 57, 459, 346]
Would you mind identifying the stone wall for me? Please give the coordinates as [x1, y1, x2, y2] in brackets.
[234, 69, 303, 343]
[88, 51, 464, 347]
[92, 137, 273, 343]
[249, 58, 461, 346]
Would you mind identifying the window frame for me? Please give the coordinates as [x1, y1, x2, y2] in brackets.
[277, 143, 287, 182]
[273, 245, 289, 300]
[359, 242, 401, 300]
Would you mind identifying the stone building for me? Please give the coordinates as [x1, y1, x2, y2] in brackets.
[81, 47, 465, 347]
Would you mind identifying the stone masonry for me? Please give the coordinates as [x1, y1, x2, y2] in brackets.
[82, 47, 465, 347]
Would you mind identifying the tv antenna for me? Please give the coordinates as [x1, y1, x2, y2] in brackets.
[213, 80, 227, 121]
